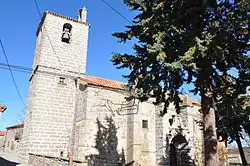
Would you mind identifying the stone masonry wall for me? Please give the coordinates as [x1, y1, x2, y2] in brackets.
[37, 13, 89, 73]
[0, 135, 5, 150]
[22, 72, 76, 157]
[76, 86, 157, 166]
[28, 153, 86, 166]
[76, 86, 128, 160]
[187, 105, 204, 166]
[20, 11, 89, 164]
[20, 72, 36, 162]
[136, 100, 156, 166]
[156, 102, 204, 166]
[155, 105, 164, 165]
[74, 84, 88, 159]
[4, 127, 23, 152]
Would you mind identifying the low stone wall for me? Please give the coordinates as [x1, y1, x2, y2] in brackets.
[28, 153, 87, 166]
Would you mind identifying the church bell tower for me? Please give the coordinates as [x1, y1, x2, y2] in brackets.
[20, 8, 90, 162]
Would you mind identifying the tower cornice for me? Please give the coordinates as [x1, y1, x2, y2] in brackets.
[36, 11, 91, 36]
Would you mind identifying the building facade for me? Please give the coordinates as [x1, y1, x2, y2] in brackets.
[228, 148, 250, 165]
[20, 9, 204, 166]
[0, 131, 6, 150]
[4, 123, 24, 152]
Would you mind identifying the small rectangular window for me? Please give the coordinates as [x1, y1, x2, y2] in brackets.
[59, 77, 66, 85]
[60, 151, 63, 157]
[142, 120, 148, 129]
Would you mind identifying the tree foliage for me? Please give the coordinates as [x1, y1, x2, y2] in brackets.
[112, 0, 249, 113]
[216, 93, 250, 165]
[112, 0, 249, 165]
[217, 94, 250, 143]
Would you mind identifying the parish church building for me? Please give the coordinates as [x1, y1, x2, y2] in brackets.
[19, 8, 204, 166]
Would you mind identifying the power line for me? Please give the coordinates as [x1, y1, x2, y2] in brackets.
[0, 38, 27, 108]
[0, 66, 31, 74]
[33, 0, 43, 16]
[0, 62, 32, 72]
[98, 0, 132, 24]
[0, 61, 32, 73]
[33, 0, 64, 68]
[33, 0, 83, 76]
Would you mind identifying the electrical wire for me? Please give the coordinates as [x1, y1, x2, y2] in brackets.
[0, 66, 31, 74]
[33, 0, 64, 68]
[34, 0, 86, 77]
[98, 0, 132, 24]
[0, 38, 27, 109]
[0, 62, 32, 71]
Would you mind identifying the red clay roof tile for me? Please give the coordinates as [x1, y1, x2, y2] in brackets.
[0, 131, 6, 136]
[81, 75, 200, 105]
[6, 123, 24, 130]
[81, 75, 124, 90]
[0, 104, 6, 113]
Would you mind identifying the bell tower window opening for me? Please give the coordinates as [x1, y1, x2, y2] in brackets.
[62, 23, 72, 43]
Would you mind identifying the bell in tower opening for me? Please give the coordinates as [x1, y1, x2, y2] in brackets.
[62, 23, 72, 43]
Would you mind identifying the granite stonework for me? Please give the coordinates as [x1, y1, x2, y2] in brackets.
[19, 9, 89, 164]
[20, 8, 204, 166]
[4, 124, 24, 152]
[28, 153, 86, 166]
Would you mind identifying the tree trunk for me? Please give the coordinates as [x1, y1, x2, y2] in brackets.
[201, 89, 219, 166]
[236, 135, 248, 166]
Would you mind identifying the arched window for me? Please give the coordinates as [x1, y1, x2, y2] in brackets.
[62, 23, 72, 43]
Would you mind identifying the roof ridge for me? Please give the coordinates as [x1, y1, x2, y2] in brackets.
[6, 123, 24, 129]
[81, 75, 200, 104]
[86, 75, 124, 84]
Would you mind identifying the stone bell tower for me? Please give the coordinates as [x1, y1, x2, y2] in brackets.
[20, 8, 90, 163]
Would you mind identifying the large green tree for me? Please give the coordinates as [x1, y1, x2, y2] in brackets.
[217, 94, 250, 166]
[112, 0, 250, 165]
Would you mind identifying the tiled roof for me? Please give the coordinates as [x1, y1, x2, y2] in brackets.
[0, 104, 6, 113]
[179, 94, 200, 105]
[81, 75, 200, 105]
[81, 75, 125, 90]
[36, 11, 90, 36]
[6, 123, 24, 130]
[0, 131, 6, 136]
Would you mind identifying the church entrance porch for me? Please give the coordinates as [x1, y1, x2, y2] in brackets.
[169, 134, 195, 166]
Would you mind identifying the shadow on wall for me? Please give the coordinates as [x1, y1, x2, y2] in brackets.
[88, 116, 125, 166]
[0, 156, 20, 166]
[159, 135, 169, 166]
[160, 134, 196, 166]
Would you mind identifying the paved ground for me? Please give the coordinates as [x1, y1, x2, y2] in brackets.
[0, 151, 20, 166]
